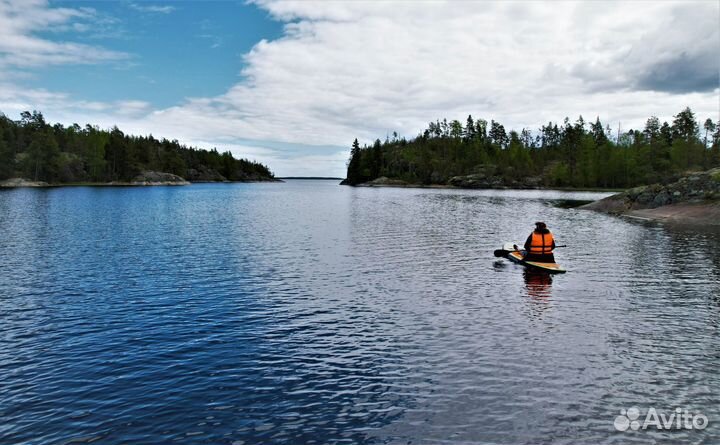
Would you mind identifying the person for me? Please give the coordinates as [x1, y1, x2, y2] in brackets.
[521, 222, 556, 262]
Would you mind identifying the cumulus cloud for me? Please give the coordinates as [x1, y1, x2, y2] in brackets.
[0, 0, 718, 176]
[142, 1, 719, 147]
[182, 141, 347, 177]
[0, 83, 151, 120]
[568, 3, 719, 94]
[0, 0, 128, 68]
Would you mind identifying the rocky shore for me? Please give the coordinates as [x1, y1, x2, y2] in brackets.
[185, 166, 228, 182]
[0, 178, 50, 187]
[581, 168, 720, 226]
[447, 173, 542, 189]
[344, 166, 544, 189]
[128, 171, 190, 186]
[1, 170, 282, 188]
[347, 174, 591, 191]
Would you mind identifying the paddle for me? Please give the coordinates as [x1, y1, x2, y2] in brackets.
[493, 244, 567, 257]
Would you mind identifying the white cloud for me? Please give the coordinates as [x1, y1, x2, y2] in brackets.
[178, 141, 347, 177]
[0, 0, 128, 68]
[0, 0, 718, 177]
[142, 1, 719, 146]
[129, 3, 175, 14]
[0, 83, 151, 120]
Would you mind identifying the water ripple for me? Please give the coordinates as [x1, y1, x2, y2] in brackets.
[0, 182, 718, 444]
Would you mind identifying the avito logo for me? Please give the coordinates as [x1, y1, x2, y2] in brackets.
[614, 407, 708, 431]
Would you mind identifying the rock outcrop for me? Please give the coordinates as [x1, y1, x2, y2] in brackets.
[185, 166, 228, 182]
[360, 176, 409, 187]
[582, 168, 720, 214]
[447, 173, 542, 189]
[345, 165, 544, 189]
[582, 168, 720, 225]
[129, 171, 190, 186]
[0, 178, 50, 187]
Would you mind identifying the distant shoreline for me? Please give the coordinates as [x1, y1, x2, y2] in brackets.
[0, 178, 283, 188]
[278, 177, 344, 180]
[350, 181, 623, 193]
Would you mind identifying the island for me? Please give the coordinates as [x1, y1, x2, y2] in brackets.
[0, 110, 278, 187]
[341, 107, 719, 192]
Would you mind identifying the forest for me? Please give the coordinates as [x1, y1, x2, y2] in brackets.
[0, 111, 274, 183]
[345, 107, 720, 189]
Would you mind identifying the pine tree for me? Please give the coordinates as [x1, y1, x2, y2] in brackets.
[671, 107, 701, 169]
[465, 115, 475, 141]
[346, 138, 362, 184]
[591, 117, 608, 146]
[703, 118, 716, 148]
[370, 139, 382, 178]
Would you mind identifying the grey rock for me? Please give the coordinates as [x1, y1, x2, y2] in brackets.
[0, 178, 50, 187]
[131, 171, 189, 185]
[652, 191, 671, 207]
[584, 167, 720, 213]
[365, 176, 408, 186]
[186, 165, 227, 182]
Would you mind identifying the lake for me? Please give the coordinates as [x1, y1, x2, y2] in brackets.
[1, 180, 718, 444]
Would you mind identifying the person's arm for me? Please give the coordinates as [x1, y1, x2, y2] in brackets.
[552, 238, 556, 250]
[524, 234, 532, 251]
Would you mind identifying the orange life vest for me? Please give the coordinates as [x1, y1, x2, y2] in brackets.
[529, 231, 554, 255]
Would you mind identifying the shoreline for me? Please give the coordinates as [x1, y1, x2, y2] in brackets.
[352, 175, 720, 227]
[619, 202, 720, 226]
[580, 168, 720, 227]
[0, 179, 283, 188]
[352, 181, 623, 193]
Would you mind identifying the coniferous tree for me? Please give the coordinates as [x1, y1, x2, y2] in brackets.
[343, 107, 717, 188]
[370, 139, 382, 178]
[0, 109, 274, 183]
[703, 119, 716, 148]
[346, 138, 362, 185]
[489, 120, 507, 148]
[0, 136, 12, 179]
[465, 115, 475, 141]
[24, 130, 60, 182]
[711, 126, 720, 166]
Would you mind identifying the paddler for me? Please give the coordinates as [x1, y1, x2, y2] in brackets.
[520, 222, 556, 262]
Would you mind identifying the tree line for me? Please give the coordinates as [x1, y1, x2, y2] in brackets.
[345, 107, 720, 188]
[0, 110, 274, 183]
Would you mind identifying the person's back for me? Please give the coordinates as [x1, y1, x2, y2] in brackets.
[523, 222, 556, 262]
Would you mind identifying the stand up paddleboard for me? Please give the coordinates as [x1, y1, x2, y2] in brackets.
[494, 242, 567, 274]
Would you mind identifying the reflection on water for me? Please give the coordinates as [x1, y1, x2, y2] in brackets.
[523, 269, 553, 300]
[0, 182, 718, 445]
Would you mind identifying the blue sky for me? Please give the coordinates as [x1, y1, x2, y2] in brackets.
[36, 1, 283, 108]
[0, 1, 718, 177]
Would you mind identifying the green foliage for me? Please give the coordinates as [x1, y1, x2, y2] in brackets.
[344, 108, 718, 189]
[0, 136, 12, 179]
[24, 130, 60, 181]
[0, 110, 274, 183]
[547, 163, 570, 187]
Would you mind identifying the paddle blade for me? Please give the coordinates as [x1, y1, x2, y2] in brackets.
[493, 249, 506, 257]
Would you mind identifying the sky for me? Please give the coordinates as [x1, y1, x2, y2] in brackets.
[0, 0, 719, 177]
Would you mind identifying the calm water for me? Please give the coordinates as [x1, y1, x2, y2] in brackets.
[1, 180, 718, 445]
